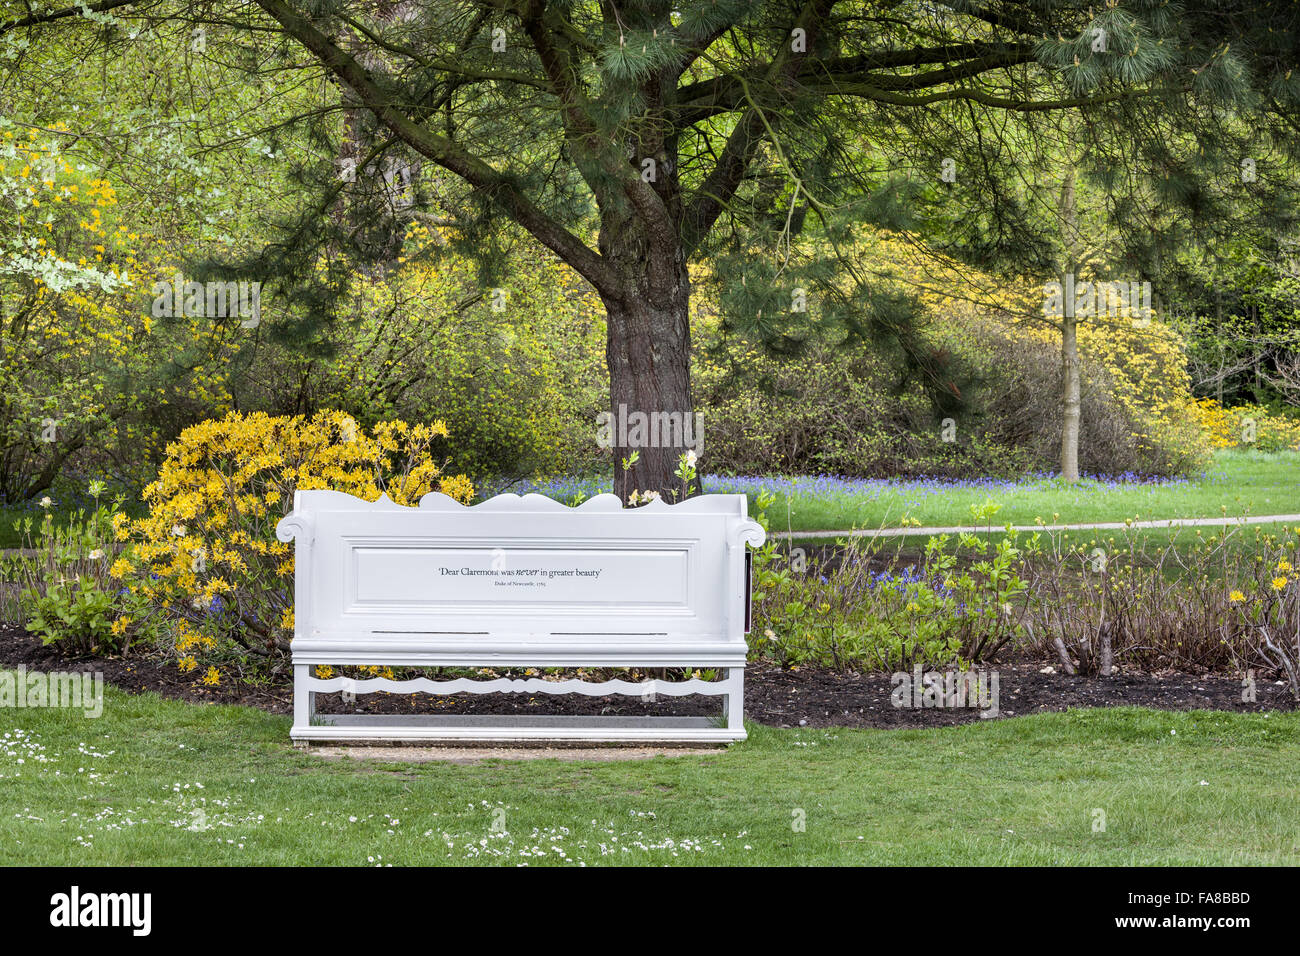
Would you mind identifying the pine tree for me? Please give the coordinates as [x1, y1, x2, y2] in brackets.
[8, 0, 1300, 494]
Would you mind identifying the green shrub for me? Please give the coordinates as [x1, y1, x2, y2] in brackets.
[231, 244, 608, 483]
[22, 579, 119, 652]
[694, 312, 1199, 480]
[748, 496, 1029, 671]
[4, 483, 158, 655]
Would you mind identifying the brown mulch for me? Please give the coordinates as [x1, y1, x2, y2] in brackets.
[0, 623, 1294, 729]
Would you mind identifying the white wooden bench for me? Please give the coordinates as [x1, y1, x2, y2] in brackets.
[275, 489, 765, 745]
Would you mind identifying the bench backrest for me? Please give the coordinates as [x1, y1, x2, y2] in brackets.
[276, 490, 765, 664]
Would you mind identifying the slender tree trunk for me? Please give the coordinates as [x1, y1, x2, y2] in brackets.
[1216, 293, 1224, 406]
[1061, 312, 1082, 482]
[1058, 164, 1082, 482]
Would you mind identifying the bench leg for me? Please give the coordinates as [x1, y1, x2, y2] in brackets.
[722, 667, 745, 737]
[292, 663, 315, 738]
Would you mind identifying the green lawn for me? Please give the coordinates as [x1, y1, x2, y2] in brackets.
[0, 498, 146, 550]
[5, 451, 1296, 549]
[0, 505, 52, 550]
[3, 681, 1298, 865]
[756, 450, 1300, 533]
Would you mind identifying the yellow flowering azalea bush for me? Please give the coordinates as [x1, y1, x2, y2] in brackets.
[1072, 320, 1210, 472]
[115, 410, 474, 676]
[0, 127, 245, 498]
[290, 232, 607, 482]
[1193, 398, 1300, 452]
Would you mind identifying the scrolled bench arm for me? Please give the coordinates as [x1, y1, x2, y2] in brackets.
[734, 517, 767, 550]
[275, 492, 314, 545]
[275, 514, 313, 544]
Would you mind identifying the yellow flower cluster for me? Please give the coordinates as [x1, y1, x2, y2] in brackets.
[1194, 398, 1300, 451]
[119, 409, 474, 677]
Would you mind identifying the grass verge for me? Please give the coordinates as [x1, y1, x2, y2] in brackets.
[3, 680, 1298, 865]
[751, 450, 1300, 532]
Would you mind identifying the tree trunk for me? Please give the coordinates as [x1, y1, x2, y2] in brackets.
[1058, 164, 1082, 483]
[1061, 312, 1081, 482]
[601, 223, 699, 503]
[1216, 293, 1224, 405]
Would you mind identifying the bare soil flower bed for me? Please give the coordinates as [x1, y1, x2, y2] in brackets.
[0, 624, 1293, 730]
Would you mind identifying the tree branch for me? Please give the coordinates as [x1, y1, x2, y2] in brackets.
[681, 0, 835, 254]
[252, 0, 612, 289]
[0, 0, 138, 34]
